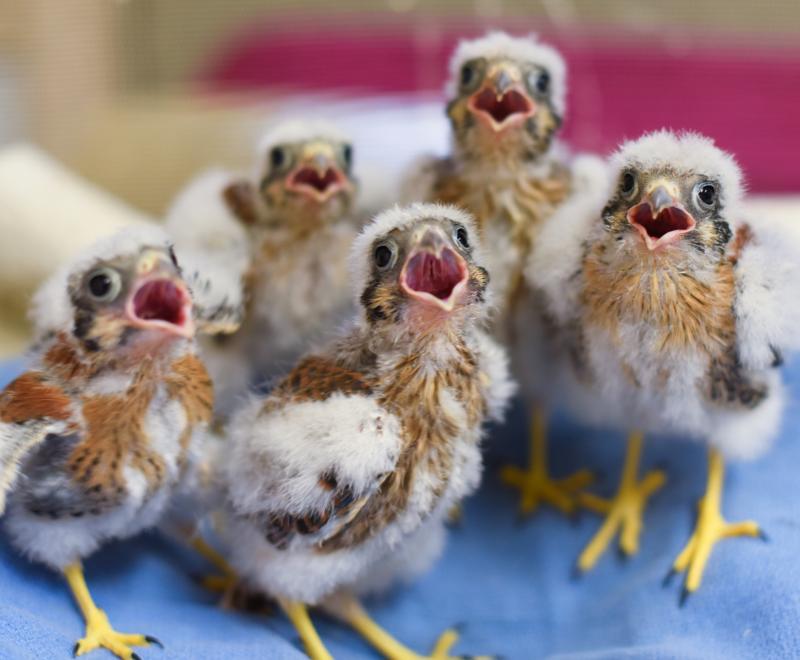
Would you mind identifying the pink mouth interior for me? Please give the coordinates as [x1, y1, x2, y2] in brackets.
[404, 248, 466, 300]
[471, 87, 534, 124]
[629, 203, 695, 239]
[132, 280, 187, 326]
[290, 167, 342, 194]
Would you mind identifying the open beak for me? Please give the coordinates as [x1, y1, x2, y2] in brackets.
[400, 228, 469, 313]
[468, 66, 536, 133]
[125, 252, 194, 338]
[285, 149, 349, 203]
[627, 184, 696, 251]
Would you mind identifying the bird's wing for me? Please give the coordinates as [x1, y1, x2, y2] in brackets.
[526, 154, 611, 326]
[733, 214, 800, 369]
[165, 169, 253, 335]
[0, 372, 75, 515]
[225, 356, 402, 550]
[473, 329, 516, 423]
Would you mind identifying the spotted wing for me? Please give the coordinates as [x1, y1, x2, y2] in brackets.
[225, 356, 402, 551]
[734, 213, 800, 370]
[0, 372, 75, 515]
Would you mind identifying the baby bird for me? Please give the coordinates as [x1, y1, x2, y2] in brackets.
[404, 30, 590, 516]
[530, 130, 800, 596]
[216, 204, 513, 659]
[166, 119, 358, 414]
[0, 227, 213, 658]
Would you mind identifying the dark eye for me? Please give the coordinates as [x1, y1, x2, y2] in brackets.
[460, 63, 475, 88]
[342, 144, 353, 168]
[694, 182, 717, 209]
[454, 224, 470, 249]
[270, 147, 285, 169]
[621, 171, 637, 197]
[87, 267, 122, 302]
[535, 70, 550, 94]
[374, 243, 395, 270]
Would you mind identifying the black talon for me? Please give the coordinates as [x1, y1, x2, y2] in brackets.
[132, 654, 141, 660]
[570, 564, 584, 582]
[451, 621, 466, 634]
[758, 529, 770, 543]
[679, 587, 691, 608]
[72, 642, 80, 657]
[662, 569, 677, 587]
[145, 635, 163, 649]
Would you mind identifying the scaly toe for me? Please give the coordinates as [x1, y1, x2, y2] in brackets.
[501, 465, 592, 518]
[74, 625, 158, 660]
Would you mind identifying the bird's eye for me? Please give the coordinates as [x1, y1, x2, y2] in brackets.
[342, 144, 353, 169]
[453, 224, 470, 250]
[87, 267, 122, 303]
[460, 63, 475, 88]
[270, 147, 286, 169]
[534, 70, 550, 94]
[694, 181, 717, 210]
[621, 171, 637, 197]
[374, 243, 396, 270]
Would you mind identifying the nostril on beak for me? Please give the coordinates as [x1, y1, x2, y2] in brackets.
[648, 186, 675, 215]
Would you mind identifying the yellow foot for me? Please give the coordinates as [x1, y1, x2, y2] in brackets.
[576, 432, 666, 572]
[500, 406, 593, 516]
[501, 463, 594, 516]
[665, 450, 765, 603]
[73, 608, 161, 660]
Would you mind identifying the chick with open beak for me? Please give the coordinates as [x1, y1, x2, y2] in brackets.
[402, 31, 601, 518]
[529, 130, 800, 598]
[2, 226, 213, 659]
[212, 203, 512, 659]
[165, 119, 360, 417]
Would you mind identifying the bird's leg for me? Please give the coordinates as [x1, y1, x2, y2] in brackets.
[329, 592, 480, 660]
[576, 431, 666, 572]
[500, 405, 594, 516]
[188, 534, 238, 594]
[278, 599, 333, 660]
[667, 449, 763, 601]
[64, 562, 161, 660]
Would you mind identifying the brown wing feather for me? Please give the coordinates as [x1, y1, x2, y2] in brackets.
[255, 356, 382, 549]
[0, 372, 75, 514]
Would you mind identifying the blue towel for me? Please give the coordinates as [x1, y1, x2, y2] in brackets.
[0, 357, 798, 660]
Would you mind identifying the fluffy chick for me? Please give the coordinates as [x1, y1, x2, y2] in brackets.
[0, 226, 213, 659]
[216, 203, 513, 659]
[530, 130, 800, 597]
[404, 30, 593, 515]
[166, 119, 358, 415]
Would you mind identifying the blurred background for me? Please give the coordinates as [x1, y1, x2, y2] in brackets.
[0, 0, 798, 356]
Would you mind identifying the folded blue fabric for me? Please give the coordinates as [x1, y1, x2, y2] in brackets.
[1, 358, 798, 660]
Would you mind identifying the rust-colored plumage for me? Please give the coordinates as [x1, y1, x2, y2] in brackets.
[319, 334, 485, 552]
[0, 372, 73, 425]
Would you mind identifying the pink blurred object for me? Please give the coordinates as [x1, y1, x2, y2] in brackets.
[199, 18, 800, 193]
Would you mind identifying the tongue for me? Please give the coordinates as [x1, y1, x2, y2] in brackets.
[133, 280, 184, 325]
[404, 249, 464, 300]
